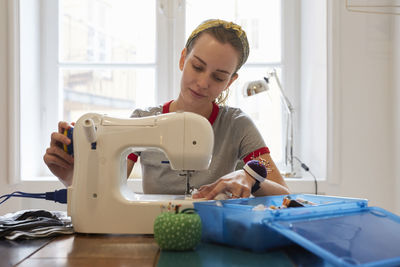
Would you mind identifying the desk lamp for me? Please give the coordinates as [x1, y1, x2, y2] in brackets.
[244, 69, 296, 177]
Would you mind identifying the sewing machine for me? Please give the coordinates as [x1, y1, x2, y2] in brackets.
[67, 112, 214, 234]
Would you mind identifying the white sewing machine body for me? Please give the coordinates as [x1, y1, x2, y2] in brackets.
[67, 112, 214, 234]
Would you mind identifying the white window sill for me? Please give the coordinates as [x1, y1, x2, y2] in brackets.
[20, 176, 144, 194]
[21, 173, 324, 195]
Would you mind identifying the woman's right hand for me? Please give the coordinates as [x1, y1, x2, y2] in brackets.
[43, 121, 75, 187]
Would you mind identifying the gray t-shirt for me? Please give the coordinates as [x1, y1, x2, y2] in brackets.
[130, 102, 269, 194]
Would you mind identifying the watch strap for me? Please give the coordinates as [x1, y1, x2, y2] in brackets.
[251, 180, 261, 194]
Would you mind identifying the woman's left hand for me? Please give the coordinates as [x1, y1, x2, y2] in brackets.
[192, 170, 255, 200]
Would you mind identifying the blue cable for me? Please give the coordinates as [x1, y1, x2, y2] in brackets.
[45, 189, 68, 204]
[0, 189, 67, 205]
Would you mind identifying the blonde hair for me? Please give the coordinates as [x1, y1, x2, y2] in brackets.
[186, 19, 249, 73]
[185, 19, 250, 105]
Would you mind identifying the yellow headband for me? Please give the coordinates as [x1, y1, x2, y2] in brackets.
[185, 19, 250, 72]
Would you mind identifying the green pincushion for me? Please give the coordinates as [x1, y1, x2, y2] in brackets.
[154, 208, 202, 251]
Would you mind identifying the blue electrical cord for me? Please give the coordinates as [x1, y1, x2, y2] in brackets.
[0, 189, 67, 205]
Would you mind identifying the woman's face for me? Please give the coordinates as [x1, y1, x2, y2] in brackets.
[179, 33, 239, 108]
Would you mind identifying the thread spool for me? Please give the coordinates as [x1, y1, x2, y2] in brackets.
[63, 127, 74, 156]
[83, 118, 97, 143]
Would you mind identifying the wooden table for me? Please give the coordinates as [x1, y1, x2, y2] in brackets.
[1, 234, 327, 267]
[1, 235, 159, 267]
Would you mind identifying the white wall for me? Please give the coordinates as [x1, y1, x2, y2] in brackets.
[1, 0, 20, 214]
[394, 15, 400, 214]
[0, 0, 9, 207]
[327, 0, 398, 212]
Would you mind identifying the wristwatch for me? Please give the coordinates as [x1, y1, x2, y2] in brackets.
[243, 160, 267, 194]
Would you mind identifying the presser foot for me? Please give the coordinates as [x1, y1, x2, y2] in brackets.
[180, 171, 195, 196]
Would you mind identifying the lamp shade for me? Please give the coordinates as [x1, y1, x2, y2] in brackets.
[244, 78, 269, 97]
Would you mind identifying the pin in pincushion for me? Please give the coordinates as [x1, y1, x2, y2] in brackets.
[154, 208, 202, 251]
[243, 160, 267, 193]
[244, 160, 267, 178]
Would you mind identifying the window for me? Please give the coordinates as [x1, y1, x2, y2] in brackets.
[185, 0, 287, 170]
[59, 0, 157, 122]
[19, 0, 312, 182]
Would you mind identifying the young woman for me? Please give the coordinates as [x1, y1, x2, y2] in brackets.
[43, 19, 290, 199]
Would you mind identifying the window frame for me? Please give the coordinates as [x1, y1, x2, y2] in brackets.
[12, 0, 326, 196]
